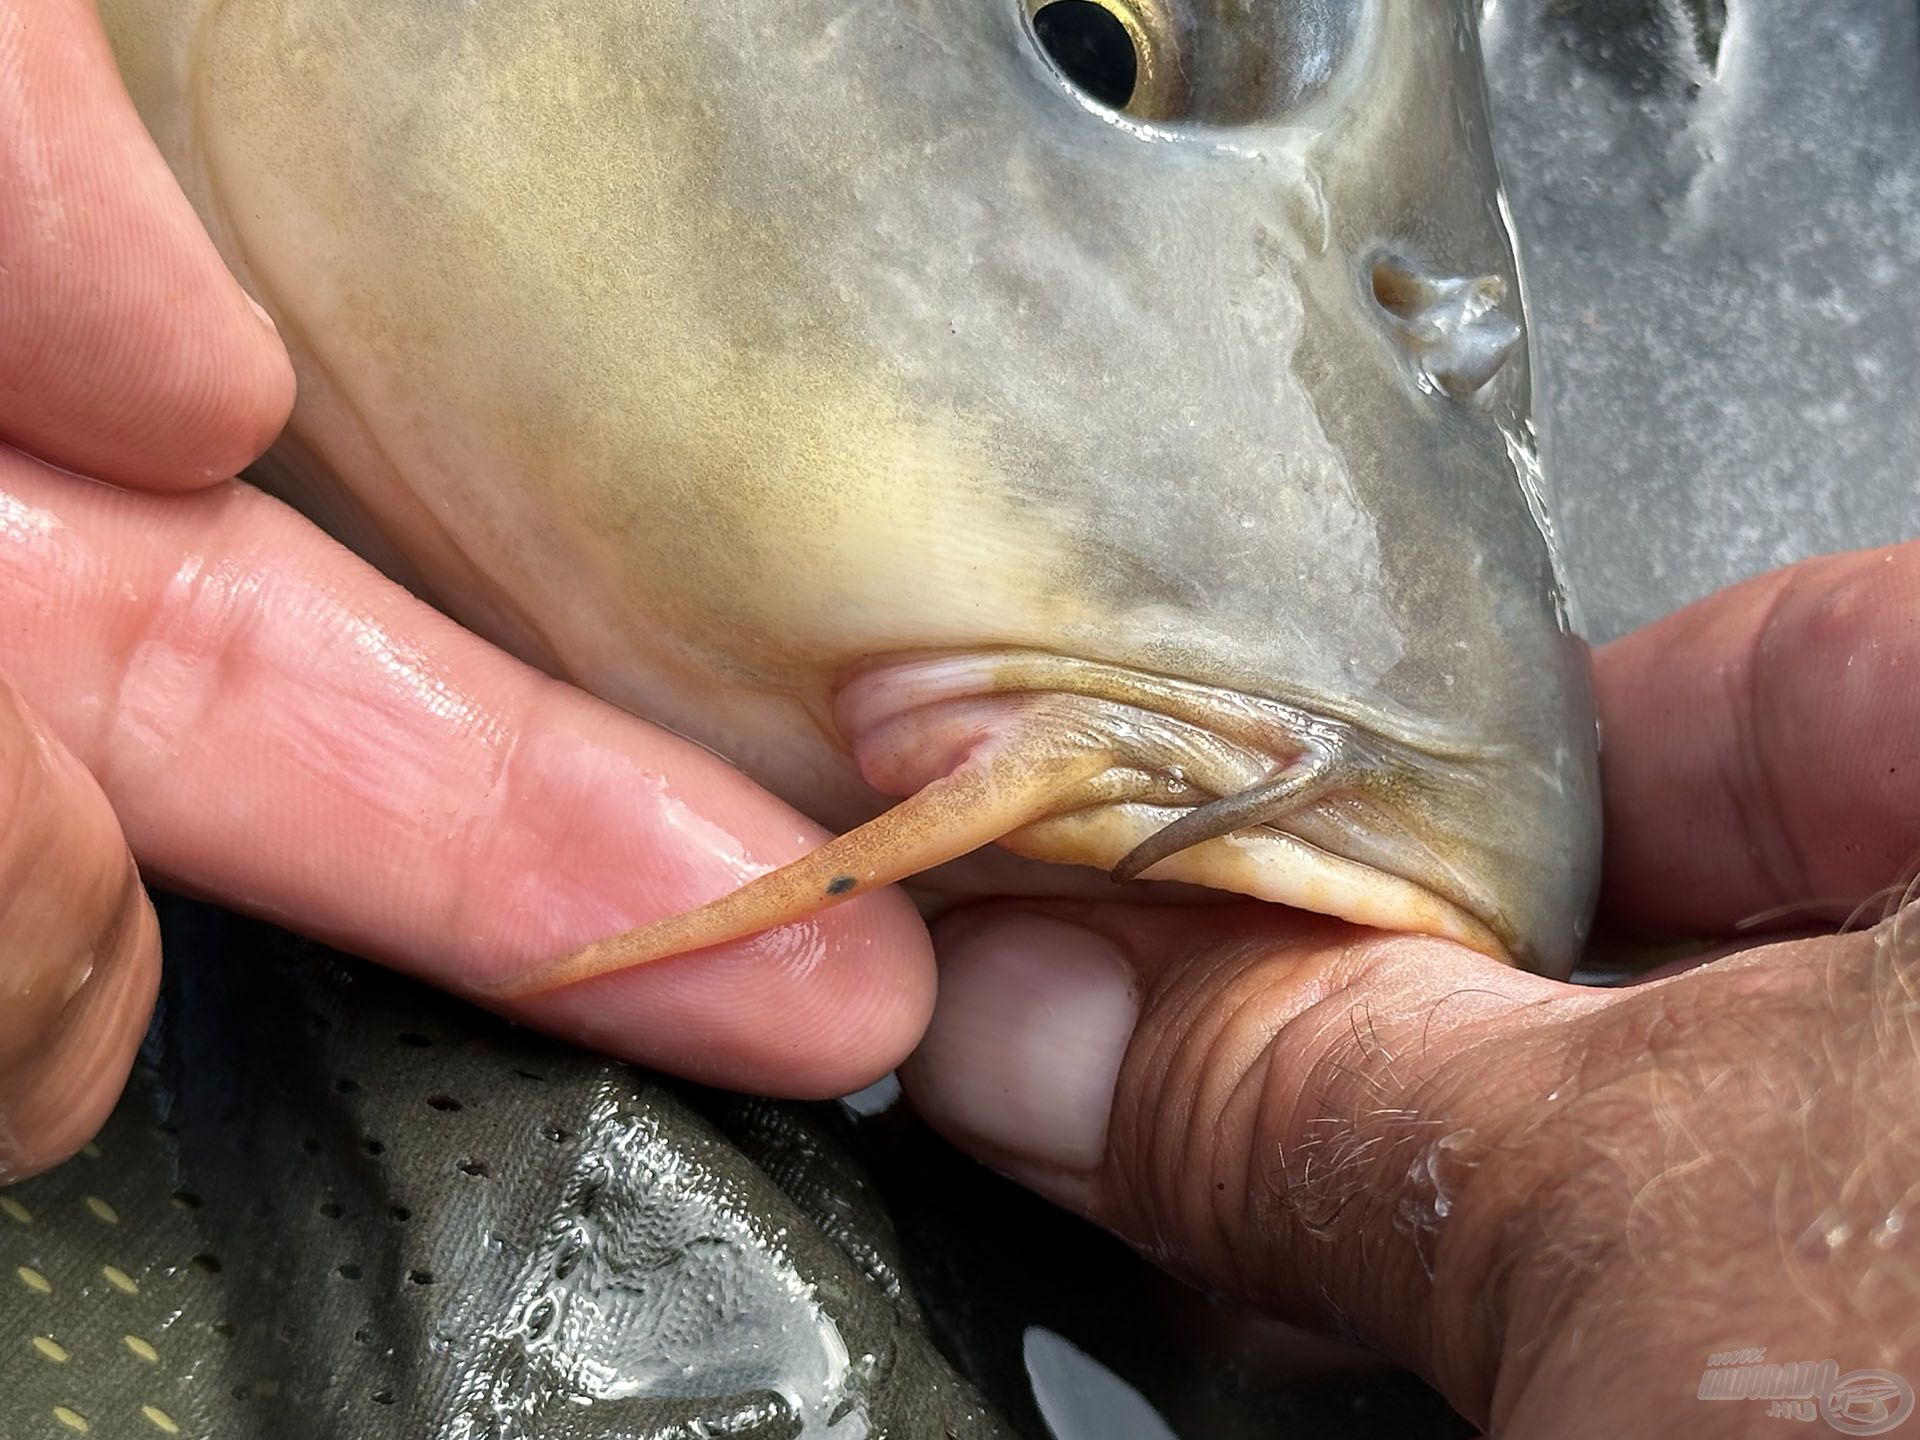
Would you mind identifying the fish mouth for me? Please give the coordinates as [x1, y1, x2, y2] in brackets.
[493, 650, 1530, 998]
[838, 651, 1514, 950]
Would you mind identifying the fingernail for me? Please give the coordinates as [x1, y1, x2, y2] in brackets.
[244, 292, 280, 334]
[907, 914, 1136, 1174]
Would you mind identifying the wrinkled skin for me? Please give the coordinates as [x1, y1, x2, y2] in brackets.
[100, 0, 1599, 978]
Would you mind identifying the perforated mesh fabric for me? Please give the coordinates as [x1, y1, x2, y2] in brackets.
[0, 898, 1008, 1440]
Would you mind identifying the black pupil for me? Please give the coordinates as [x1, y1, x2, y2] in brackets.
[1033, 2, 1138, 109]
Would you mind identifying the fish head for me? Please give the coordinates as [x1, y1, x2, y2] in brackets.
[105, 0, 1600, 983]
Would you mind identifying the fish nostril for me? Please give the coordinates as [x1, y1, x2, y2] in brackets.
[1370, 257, 1427, 319]
[1031, 1, 1139, 110]
[1369, 255, 1523, 402]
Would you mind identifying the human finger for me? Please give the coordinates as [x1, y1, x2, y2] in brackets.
[0, 670, 159, 1181]
[0, 449, 933, 1099]
[1595, 541, 1920, 939]
[902, 901, 1911, 1435]
[0, 0, 293, 488]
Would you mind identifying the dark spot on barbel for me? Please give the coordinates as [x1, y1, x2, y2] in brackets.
[826, 874, 857, 896]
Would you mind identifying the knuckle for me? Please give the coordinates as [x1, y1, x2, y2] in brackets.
[98, 492, 270, 793]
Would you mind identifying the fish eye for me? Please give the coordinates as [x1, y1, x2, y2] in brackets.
[1022, 0, 1362, 127]
[1030, 1, 1139, 111]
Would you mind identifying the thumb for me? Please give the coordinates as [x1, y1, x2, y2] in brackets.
[901, 905, 1908, 1436]
[899, 904, 1603, 1421]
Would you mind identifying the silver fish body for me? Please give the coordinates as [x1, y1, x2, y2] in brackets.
[102, 0, 1601, 978]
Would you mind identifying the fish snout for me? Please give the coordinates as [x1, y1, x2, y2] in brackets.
[1370, 255, 1524, 402]
[834, 652, 1535, 958]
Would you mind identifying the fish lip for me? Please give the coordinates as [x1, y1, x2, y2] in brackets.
[835, 647, 1501, 764]
[836, 647, 1539, 966]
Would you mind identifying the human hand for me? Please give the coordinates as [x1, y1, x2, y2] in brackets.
[903, 544, 1920, 1438]
[0, 0, 933, 1181]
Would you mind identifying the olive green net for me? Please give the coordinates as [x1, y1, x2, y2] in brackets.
[0, 899, 1006, 1440]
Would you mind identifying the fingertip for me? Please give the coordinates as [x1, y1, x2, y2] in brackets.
[161, 293, 299, 488]
[0, 678, 160, 1180]
[0, 0, 296, 489]
[0, 866, 161, 1180]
